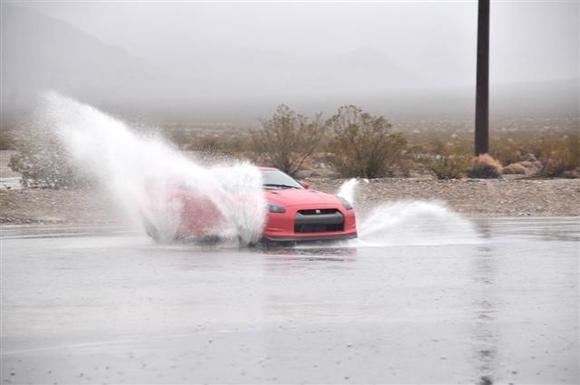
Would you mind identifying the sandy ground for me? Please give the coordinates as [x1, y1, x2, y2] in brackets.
[0, 177, 579, 225]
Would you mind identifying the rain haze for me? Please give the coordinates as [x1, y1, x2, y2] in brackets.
[1, 1, 578, 122]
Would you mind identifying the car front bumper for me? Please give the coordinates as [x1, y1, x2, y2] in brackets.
[262, 231, 357, 243]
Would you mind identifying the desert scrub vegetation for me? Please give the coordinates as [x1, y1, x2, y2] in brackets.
[325, 105, 407, 178]
[160, 112, 577, 180]
[489, 132, 579, 177]
[9, 126, 91, 188]
[428, 155, 471, 179]
[407, 135, 471, 179]
[165, 128, 256, 162]
[425, 143, 472, 180]
[536, 134, 579, 177]
[0, 128, 15, 150]
[250, 104, 326, 177]
[468, 154, 503, 178]
[11, 105, 577, 189]
[408, 130, 579, 179]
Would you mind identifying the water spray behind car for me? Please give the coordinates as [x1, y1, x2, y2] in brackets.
[38, 93, 266, 246]
[335, 178, 478, 247]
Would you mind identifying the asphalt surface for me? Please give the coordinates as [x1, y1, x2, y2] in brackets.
[1, 218, 579, 384]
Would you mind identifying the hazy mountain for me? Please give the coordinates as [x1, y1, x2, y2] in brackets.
[1, 5, 156, 113]
[0, 6, 423, 122]
[0, 5, 419, 120]
[1, 4, 577, 125]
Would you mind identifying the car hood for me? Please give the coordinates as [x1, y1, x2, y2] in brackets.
[264, 188, 342, 207]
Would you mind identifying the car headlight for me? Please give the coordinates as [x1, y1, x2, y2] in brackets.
[267, 203, 286, 213]
[338, 196, 353, 210]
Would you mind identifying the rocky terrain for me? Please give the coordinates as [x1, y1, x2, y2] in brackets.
[1, 177, 579, 225]
[311, 176, 580, 217]
[1, 147, 579, 224]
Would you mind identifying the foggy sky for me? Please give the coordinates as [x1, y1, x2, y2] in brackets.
[1, 1, 578, 121]
[17, 1, 579, 84]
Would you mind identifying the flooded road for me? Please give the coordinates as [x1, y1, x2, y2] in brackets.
[1, 217, 578, 384]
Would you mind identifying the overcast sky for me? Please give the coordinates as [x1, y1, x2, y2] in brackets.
[1, 0, 578, 122]
[13, 0, 579, 87]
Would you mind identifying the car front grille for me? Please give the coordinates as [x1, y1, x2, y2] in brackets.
[294, 209, 344, 233]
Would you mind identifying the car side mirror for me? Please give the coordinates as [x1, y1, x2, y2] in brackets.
[299, 180, 310, 189]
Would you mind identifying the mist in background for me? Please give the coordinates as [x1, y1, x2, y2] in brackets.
[1, 1, 578, 125]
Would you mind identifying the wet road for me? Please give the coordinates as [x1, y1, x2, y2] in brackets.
[1, 218, 578, 384]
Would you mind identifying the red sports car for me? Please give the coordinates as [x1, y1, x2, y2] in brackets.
[260, 167, 357, 243]
[142, 167, 357, 244]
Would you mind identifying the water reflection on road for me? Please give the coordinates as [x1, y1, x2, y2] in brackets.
[1, 217, 578, 384]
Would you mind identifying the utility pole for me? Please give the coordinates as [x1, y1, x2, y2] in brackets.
[475, 0, 490, 155]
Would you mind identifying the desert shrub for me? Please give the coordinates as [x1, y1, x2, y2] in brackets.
[398, 127, 578, 178]
[250, 105, 326, 177]
[538, 134, 579, 177]
[468, 153, 503, 178]
[167, 127, 255, 160]
[428, 153, 471, 179]
[491, 137, 524, 166]
[167, 129, 194, 150]
[502, 162, 527, 175]
[9, 127, 90, 188]
[325, 105, 407, 178]
[220, 135, 253, 155]
[413, 136, 471, 179]
[193, 134, 256, 163]
[193, 135, 222, 153]
[167, 130, 221, 152]
[0, 128, 14, 150]
[490, 132, 548, 166]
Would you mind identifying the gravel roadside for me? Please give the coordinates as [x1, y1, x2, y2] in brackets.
[1, 177, 579, 225]
[310, 177, 580, 217]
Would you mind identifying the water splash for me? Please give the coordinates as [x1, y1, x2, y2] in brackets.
[337, 177, 370, 205]
[337, 178, 357, 205]
[39, 93, 265, 245]
[354, 200, 479, 246]
[335, 179, 478, 247]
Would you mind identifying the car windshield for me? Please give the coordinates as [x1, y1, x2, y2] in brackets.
[261, 169, 302, 189]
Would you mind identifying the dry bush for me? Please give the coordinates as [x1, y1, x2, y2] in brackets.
[167, 129, 194, 150]
[250, 105, 326, 177]
[428, 153, 471, 179]
[502, 162, 527, 175]
[468, 153, 503, 179]
[326, 105, 407, 178]
[167, 127, 255, 160]
[418, 139, 471, 179]
[490, 131, 579, 178]
[490, 134, 537, 166]
[9, 127, 91, 188]
[411, 129, 579, 179]
[0, 128, 14, 150]
[192, 135, 227, 154]
[538, 134, 579, 178]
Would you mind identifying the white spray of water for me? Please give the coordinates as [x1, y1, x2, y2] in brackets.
[354, 201, 479, 246]
[337, 178, 359, 205]
[39, 93, 265, 245]
[337, 178, 372, 207]
[335, 180, 479, 247]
